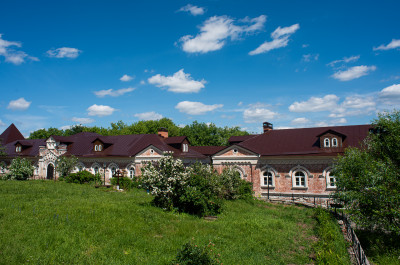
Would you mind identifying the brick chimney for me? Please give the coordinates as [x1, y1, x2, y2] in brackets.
[158, 127, 168, 138]
[263, 122, 273, 133]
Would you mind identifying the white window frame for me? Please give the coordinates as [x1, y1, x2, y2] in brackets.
[233, 148, 238, 155]
[108, 163, 119, 178]
[98, 145, 102, 151]
[323, 167, 337, 189]
[94, 145, 98, 151]
[183, 144, 188, 152]
[15, 146, 21, 152]
[261, 170, 275, 188]
[290, 166, 309, 189]
[129, 166, 135, 178]
[332, 138, 338, 147]
[324, 138, 330, 147]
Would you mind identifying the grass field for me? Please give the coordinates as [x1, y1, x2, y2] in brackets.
[0, 180, 347, 264]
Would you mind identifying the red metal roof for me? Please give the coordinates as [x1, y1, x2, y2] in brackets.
[0, 124, 25, 144]
[190, 146, 227, 156]
[236, 124, 371, 156]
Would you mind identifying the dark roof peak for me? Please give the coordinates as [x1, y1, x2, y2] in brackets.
[0, 124, 25, 144]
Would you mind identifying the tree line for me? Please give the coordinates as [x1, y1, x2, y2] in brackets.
[28, 118, 250, 146]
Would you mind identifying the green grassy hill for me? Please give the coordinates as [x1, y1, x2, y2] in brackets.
[0, 181, 343, 264]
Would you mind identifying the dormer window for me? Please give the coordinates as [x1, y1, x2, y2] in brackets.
[183, 144, 188, 152]
[324, 138, 330, 147]
[94, 144, 103, 152]
[332, 138, 338, 147]
[15, 145, 22, 153]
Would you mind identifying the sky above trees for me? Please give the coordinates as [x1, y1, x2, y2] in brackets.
[1, 0, 399, 135]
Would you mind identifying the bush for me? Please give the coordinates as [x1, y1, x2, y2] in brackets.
[110, 177, 137, 190]
[172, 240, 222, 265]
[65, 171, 100, 184]
[4, 157, 34, 180]
[219, 167, 253, 200]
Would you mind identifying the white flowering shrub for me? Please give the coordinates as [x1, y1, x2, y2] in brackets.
[140, 155, 190, 210]
[4, 157, 34, 180]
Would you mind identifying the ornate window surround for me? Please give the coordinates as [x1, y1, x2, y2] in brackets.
[289, 165, 311, 189]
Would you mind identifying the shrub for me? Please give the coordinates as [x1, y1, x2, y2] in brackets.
[65, 171, 100, 184]
[219, 167, 253, 200]
[55, 156, 78, 178]
[4, 157, 34, 180]
[172, 240, 222, 265]
[110, 177, 136, 190]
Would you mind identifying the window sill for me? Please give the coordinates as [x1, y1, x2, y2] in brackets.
[292, 186, 308, 190]
[326, 186, 337, 190]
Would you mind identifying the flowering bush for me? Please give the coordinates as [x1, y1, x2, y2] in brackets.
[140, 155, 190, 210]
[140, 156, 253, 216]
[172, 239, 222, 265]
[3, 157, 34, 180]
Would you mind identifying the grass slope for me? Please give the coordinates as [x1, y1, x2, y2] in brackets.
[1, 181, 322, 264]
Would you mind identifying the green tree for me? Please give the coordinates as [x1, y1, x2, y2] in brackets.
[334, 110, 400, 234]
[56, 155, 78, 178]
[29, 127, 64, 139]
[5, 157, 35, 180]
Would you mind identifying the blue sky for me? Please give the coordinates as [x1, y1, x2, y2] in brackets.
[1, 0, 400, 136]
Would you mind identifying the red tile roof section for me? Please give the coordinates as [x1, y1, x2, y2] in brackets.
[190, 146, 227, 156]
[237, 124, 371, 156]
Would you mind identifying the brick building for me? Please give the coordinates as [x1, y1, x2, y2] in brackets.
[0, 122, 371, 198]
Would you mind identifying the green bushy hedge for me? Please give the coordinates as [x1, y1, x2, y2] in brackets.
[63, 171, 100, 184]
[110, 177, 139, 190]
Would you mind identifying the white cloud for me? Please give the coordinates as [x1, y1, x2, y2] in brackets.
[71, 117, 95, 124]
[148, 69, 205, 93]
[179, 4, 205, 16]
[179, 15, 266, 54]
[289, 95, 339, 112]
[94, 87, 135, 97]
[175, 101, 223, 115]
[291, 117, 310, 125]
[249, 23, 299, 55]
[329, 95, 376, 118]
[243, 103, 278, 123]
[134, 111, 163, 121]
[327, 55, 360, 67]
[302, 54, 319, 62]
[47, 47, 81, 58]
[332, 65, 376, 81]
[140, 80, 146, 85]
[378, 84, 400, 105]
[7, 97, 31, 111]
[87, 104, 116, 117]
[0, 34, 38, 65]
[0, 119, 5, 127]
[120, 74, 134, 82]
[373, 39, 400, 51]
[60, 125, 73, 130]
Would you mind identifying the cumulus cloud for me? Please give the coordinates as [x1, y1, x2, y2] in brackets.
[329, 95, 376, 118]
[289, 95, 339, 112]
[47, 47, 81, 58]
[178, 4, 205, 16]
[87, 104, 116, 117]
[327, 55, 360, 67]
[134, 111, 163, 121]
[332, 65, 376, 81]
[179, 15, 266, 53]
[175, 101, 223, 115]
[0, 34, 38, 65]
[378, 84, 400, 105]
[373, 39, 400, 51]
[7, 97, 31, 111]
[243, 103, 278, 123]
[249, 23, 299, 55]
[291, 117, 310, 126]
[148, 69, 205, 93]
[120, 74, 134, 82]
[71, 117, 95, 124]
[94, 87, 135, 97]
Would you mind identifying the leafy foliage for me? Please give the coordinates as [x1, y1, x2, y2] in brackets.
[334, 110, 400, 235]
[3, 157, 34, 180]
[140, 156, 253, 216]
[64, 170, 100, 184]
[110, 176, 139, 190]
[172, 240, 222, 265]
[0, 139, 6, 157]
[55, 155, 78, 178]
[28, 118, 249, 146]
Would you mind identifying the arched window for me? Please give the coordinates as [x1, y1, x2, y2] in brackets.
[263, 171, 274, 187]
[94, 145, 98, 151]
[110, 166, 117, 178]
[293, 171, 306, 187]
[94, 166, 99, 175]
[326, 171, 336, 189]
[98, 145, 102, 151]
[324, 138, 330, 147]
[129, 166, 135, 178]
[332, 138, 338, 147]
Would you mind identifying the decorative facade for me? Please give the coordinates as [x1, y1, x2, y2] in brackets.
[0, 122, 371, 198]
